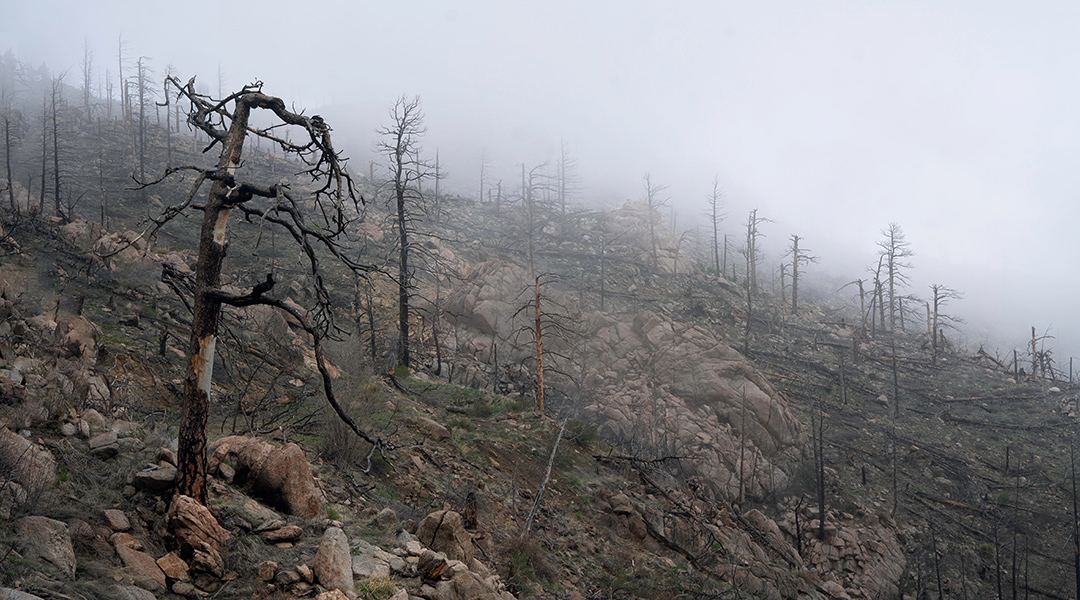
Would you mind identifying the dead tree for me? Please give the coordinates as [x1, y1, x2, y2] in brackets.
[477, 148, 490, 207]
[784, 234, 818, 315]
[928, 284, 963, 365]
[81, 38, 93, 121]
[877, 222, 914, 331]
[642, 173, 669, 271]
[1, 102, 21, 212]
[48, 75, 66, 221]
[743, 209, 770, 294]
[840, 278, 868, 337]
[152, 76, 381, 511]
[511, 274, 579, 413]
[377, 95, 429, 369]
[555, 138, 581, 216]
[520, 162, 551, 278]
[705, 176, 726, 276]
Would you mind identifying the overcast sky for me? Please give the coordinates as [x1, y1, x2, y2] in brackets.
[3, 0, 1079, 358]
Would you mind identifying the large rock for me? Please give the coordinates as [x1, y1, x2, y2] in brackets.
[114, 545, 167, 592]
[416, 510, 473, 563]
[209, 436, 326, 518]
[15, 516, 75, 579]
[56, 315, 98, 363]
[0, 426, 56, 496]
[351, 539, 405, 579]
[313, 526, 352, 596]
[167, 495, 231, 579]
[133, 462, 177, 492]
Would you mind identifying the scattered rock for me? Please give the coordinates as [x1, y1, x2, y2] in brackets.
[418, 549, 449, 580]
[257, 560, 278, 582]
[15, 516, 75, 579]
[133, 463, 178, 492]
[417, 510, 474, 563]
[103, 508, 131, 531]
[167, 495, 231, 581]
[0, 425, 56, 495]
[110, 532, 143, 550]
[109, 585, 158, 600]
[313, 526, 352, 596]
[417, 417, 452, 440]
[171, 581, 196, 596]
[156, 551, 190, 582]
[315, 591, 350, 600]
[352, 539, 405, 578]
[89, 432, 119, 458]
[115, 544, 167, 592]
[260, 524, 303, 543]
[375, 507, 399, 528]
[157, 447, 178, 466]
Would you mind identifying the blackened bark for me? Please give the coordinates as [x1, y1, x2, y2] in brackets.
[175, 97, 252, 505]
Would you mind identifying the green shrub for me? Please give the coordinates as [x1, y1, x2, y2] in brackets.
[565, 419, 599, 449]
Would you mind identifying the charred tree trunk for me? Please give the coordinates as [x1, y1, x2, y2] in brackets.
[50, 80, 63, 221]
[3, 114, 14, 212]
[791, 235, 800, 314]
[38, 94, 47, 215]
[396, 182, 410, 368]
[175, 100, 253, 505]
[534, 276, 544, 413]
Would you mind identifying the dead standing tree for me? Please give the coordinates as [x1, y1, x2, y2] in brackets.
[784, 234, 818, 316]
[642, 173, 669, 271]
[154, 77, 384, 513]
[377, 95, 429, 369]
[927, 284, 963, 365]
[511, 274, 579, 414]
[705, 176, 727, 276]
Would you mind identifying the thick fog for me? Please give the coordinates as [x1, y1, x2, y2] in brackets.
[4, 0, 1079, 358]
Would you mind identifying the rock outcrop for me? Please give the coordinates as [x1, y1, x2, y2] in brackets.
[446, 260, 805, 501]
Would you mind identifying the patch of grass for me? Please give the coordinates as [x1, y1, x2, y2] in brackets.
[356, 575, 398, 600]
[448, 417, 475, 432]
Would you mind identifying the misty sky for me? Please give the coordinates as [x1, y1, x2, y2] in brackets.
[3, 0, 1079, 357]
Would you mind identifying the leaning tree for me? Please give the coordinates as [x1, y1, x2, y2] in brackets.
[150, 77, 385, 510]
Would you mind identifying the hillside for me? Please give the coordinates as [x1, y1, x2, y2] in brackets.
[0, 65, 1077, 600]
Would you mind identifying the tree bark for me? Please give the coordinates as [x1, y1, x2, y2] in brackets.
[534, 276, 544, 413]
[175, 97, 253, 505]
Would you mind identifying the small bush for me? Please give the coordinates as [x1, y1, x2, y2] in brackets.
[502, 536, 553, 596]
[565, 419, 598, 449]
